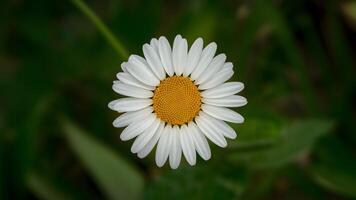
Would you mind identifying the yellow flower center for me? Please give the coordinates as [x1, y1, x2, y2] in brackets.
[153, 76, 201, 125]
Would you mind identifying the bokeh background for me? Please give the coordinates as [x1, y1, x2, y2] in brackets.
[1, 0, 356, 199]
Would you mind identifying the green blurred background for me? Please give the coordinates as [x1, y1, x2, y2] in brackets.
[1, 0, 356, 199]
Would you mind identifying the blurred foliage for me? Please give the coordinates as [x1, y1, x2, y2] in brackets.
[309, 136, 356, 198]
[1, 0, 355, 199]
[229, 119, 334, 169]
[63, 118, 144, 200]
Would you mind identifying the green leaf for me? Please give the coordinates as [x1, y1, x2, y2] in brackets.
[145, 164, 247, 200]
[311, 165, 356, 198]
[26, 173, 74, 200]
[229, 119, 333, 169]
[62, 118, 144, 200]
[309, 136, 356, 198]
[229, 118, 283, 149]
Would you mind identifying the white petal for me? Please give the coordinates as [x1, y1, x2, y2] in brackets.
[116, 72, 155, 91]
[190, 42, 217, 80]
[158, 36, 174, 76]
[143, 44, 166, 80]
[195, 54, 226, 85]
[177, 39, 188, 76]
[108, 98, 152, 112]
[120, 114, 156, 141]
[198, 62, 234, 90]
[155, 125, 173, 167]
[202, 95, 247, 107]
[180, 124, 196, 166]
[183, 38, 203, 77]
[201, 82, 244, 98]
[150, 38, 160, 55]
[169, 126, 182, 169]
[172, 35, 182, 75]
[195, 115, 227, 148]
[113, 107, 153, 128]
[172, 35, 187, 76]
[131, 117, 160, 153]
[127, 56, 160, 86]
[121, 62, 128, 73]
[199, 111, 236, 139]
[201, 104, 244, 123]
[112, 81, 153, 98]
[188, 122, 211, 160]
[137, 121, 165, 158]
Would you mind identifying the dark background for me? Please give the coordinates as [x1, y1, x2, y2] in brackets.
[1, 0, 355, 199]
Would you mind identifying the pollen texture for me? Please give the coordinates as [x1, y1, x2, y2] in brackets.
[153, 76, 201, 125]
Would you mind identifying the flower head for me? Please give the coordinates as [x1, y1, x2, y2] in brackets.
[109, 35, 247, 169]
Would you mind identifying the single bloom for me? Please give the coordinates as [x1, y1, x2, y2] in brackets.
[109, 35, 247, 169]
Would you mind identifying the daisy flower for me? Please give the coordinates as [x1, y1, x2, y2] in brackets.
[109, 35, 247, 169]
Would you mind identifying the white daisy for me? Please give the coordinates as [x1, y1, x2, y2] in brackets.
[109, 35, 247, 169]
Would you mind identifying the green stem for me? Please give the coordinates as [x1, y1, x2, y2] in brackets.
[71, 0, 129, 59]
